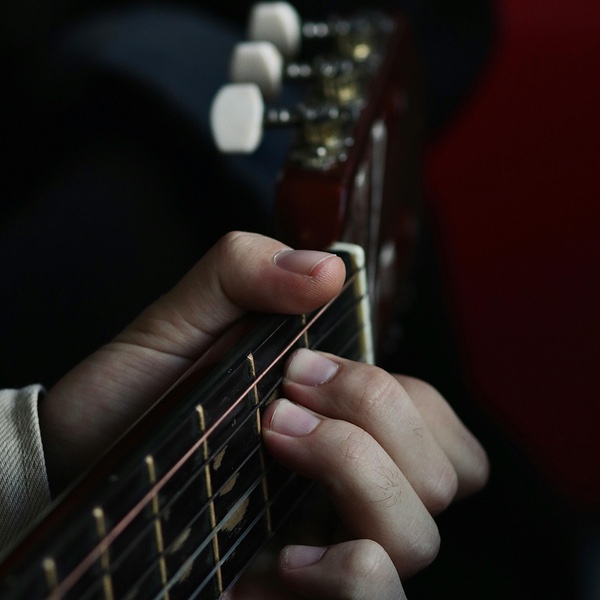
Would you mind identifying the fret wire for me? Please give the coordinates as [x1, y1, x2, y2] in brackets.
[93, 508, 110, 571]
[196, 472, 314, 600]
[198, 405, 224, 597]
[143, 453, 295, 600]
[146, 456, 171, 600]
[247, 353, 260, 407]
[93, 508, 115, 600]
[42, 557, 58, 593]
[112, 397, 278, 600]
[103, 457, 295, 600]
[300, 314, 309, 348]
[248, 352, 273, 536]
[47, 272, 361, 599]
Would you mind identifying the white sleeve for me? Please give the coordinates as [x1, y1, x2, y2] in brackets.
[0, 385, 52, 553]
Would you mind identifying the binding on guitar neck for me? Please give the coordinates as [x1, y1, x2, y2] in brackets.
[0, 3, 420, 598]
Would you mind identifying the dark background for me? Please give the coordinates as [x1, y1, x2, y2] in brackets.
[1, 1, 596, 598]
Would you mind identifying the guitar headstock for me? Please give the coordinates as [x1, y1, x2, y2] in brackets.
[212, 2, 423, 355]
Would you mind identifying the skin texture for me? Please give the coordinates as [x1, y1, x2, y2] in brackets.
[39, 232, 489, 599]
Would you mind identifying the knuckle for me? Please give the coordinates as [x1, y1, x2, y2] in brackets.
[216, 230, 251, 261]
[336, 428, 374, 470]
[406, 522, 441, 572]
[470, 445, 491, 490]
[422, 461, 459, 515]
[474, 453, 491, 489]
[347, 365, 401, 419]
[341, 539, 391, 583]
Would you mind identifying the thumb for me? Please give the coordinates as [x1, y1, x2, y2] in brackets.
[41, 232, 345, 482]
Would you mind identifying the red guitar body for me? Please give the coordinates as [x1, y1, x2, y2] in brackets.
[426, 0, 600, 510]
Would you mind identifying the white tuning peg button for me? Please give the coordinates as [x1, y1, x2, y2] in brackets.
[230, 42, 284, 99]
[210, 84, 264, 153]
[248, 2, 301, 59]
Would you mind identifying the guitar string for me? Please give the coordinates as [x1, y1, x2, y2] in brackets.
[45, 293, 364, 600]
[151, 331, 366, 600]
[112, 330, 366, 600]
[35, 263, 365, 598]
[82, 312, 366, 599]
[182, 343, 367, 600]
[69, 298, 366, 600]
[88, 294, 364, 580]
[46, 271, 361, 599]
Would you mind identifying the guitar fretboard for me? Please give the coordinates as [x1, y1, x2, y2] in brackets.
[0, 246, 371, 600]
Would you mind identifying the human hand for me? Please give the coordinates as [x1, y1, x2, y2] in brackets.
[39, 232, 345, 487]
[39, 231, 488, 599]
[227, 351, 488, 599]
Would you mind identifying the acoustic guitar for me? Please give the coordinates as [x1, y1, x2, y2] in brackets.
[0, 4, 421, 598]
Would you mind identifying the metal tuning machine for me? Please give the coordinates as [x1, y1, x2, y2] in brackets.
[210, 82, 357, 167]
[212, 3, 397, 169]
[230, 41, 362, 105]
[247, 1, 395, 62]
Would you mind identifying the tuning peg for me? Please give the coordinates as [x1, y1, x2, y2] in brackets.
[248, 2, 302, 59]
[210, 82, 359, 160]
[229, 42, 284, 99]
[210, 84, 265, 153]
[210, 83, 302, 153]
[248, 2, 339, 59]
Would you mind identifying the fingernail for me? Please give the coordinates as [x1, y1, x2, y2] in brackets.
[286, 348, 340, 386]
[274, 249, 335, 275]
[268, 399, 321, 436]
[282, 545, 327, 570]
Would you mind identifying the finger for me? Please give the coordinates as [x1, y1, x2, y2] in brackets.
[393, 375, 489, 499]
[279, 541, 406, 600]
[281, 349, 460, 514]
[262, 399, 440, 577]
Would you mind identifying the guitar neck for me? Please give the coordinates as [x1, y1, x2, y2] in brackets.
[0, 248, 370, 600]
